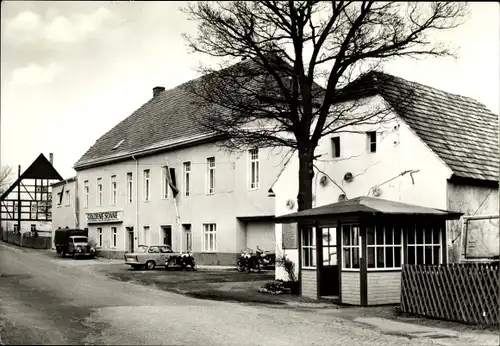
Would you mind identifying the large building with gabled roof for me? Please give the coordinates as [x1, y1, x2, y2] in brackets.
[71, 78, 289, 263]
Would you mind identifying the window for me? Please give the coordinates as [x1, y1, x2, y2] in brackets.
[83, 180, 89, 208]
[407, 225, 442, 265]
[249, 149, 259, 189]
[112, 139, 125, 150]
[183, 224, 192, 252]
[367, 131, 377, 153]
[97, 228, 103, 247]
[331, 137, 341, 158]
[203, 223, 216, 252]
[110, 175, 117, 205]
[65, 190, 71, 206]
[148, 246, 160, 253]
[111, 227, 117, 248]
[160, 245, 174, 253]
[367, 224, 403, 269]
[161, 167, 169, 199]
[183, 162, 191, 197]
[143, 169, 150, 202]
[206, 157, 215, 194]
[322, 227, 337, 266]
[143, 226, 150, 246]
[342, 224, 360, 269]
[126, 173, 133, 203]
[96, 178, 103, 206]
[162, 226, 172, 247]
[301, 227, 316, 268]
[57, 192, 62, 206]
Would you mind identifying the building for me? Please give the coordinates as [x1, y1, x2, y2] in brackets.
[0, 153, 62, 238]
[270, 71, 499, 304]
[50, 177, 79, 248]
[71, 83, 288, 263]
[275, 197, 462, 305]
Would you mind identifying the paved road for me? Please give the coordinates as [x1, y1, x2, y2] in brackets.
[0, 243, 493, 345]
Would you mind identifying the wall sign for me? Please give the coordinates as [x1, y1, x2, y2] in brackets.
[282, 223, 298, 249]
[86, 211, 123, 224]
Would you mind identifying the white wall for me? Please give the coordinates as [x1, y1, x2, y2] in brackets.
[76, 140, 287, 256]
[245, 221, 276, 251]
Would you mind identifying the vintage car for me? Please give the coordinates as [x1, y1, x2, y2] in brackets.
[124, 245, 182, 270]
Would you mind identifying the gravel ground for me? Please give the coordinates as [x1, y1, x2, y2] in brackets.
[1, 242, 497, 346]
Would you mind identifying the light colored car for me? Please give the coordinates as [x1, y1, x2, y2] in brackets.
[124, 245, 178, 270]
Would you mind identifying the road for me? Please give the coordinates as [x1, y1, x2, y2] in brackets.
[0, 243, 494, 346]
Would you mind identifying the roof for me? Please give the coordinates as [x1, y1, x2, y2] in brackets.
[0, 153, 63, 201]
[74, 56, 325, 170]
[274, 196, 463, 223]
[345, 71, 499, 183]
[73, 80, 214, 169]
[51, 176, 77, 187]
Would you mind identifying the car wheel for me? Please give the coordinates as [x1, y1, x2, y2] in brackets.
[236, 259, 244, 272]
[60, 251, 65, 258]
[145, 260, 155, 270]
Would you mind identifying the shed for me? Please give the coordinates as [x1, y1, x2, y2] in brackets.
[274, 196, 463, 305]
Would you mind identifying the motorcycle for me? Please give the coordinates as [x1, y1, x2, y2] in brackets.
[180, 252, 197, 270]
[256, 245, 276, 269]
[165, 252, 197, 270]
[236, 248, 261, 273]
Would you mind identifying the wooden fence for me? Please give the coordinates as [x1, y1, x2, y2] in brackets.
[401, 263, 500, 326]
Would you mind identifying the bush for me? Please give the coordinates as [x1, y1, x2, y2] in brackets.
[275, 251, 297, 282]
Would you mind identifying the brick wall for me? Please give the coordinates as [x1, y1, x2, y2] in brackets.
[367, 271, 401, 305]
[341, 271, 360, 305]
[301, 269, 317, 299]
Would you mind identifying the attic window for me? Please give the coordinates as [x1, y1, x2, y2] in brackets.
[112, 139, 125, 150]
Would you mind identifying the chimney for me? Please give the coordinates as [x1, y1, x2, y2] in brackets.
[153, 86, 165, 98]
[49, 153, 54, 165]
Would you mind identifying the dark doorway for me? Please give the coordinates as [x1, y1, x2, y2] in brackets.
[182, 224, 192, 252]
[126, 227, 134, 252]
[162, 226, 172, 247]
[319, 226, 340, 297]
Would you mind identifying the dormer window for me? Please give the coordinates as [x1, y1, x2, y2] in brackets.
[112, 139, 125, 150]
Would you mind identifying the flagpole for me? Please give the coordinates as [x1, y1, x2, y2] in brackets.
[165, 157, 182, 252]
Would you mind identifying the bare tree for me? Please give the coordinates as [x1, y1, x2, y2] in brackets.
[0, 166, 13, 194]
[183, 1, 468, 211]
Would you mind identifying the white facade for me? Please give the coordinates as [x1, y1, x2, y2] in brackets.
[73, 141, 286, 263]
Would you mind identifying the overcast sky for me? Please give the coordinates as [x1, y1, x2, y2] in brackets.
[1, 1, 499, 180]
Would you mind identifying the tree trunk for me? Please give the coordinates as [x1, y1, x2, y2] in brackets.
[297, 145, 314, 212]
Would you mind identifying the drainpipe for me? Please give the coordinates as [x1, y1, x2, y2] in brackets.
[132, 155, 139, 245]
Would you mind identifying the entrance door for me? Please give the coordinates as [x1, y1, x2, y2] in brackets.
[126, 227, 134, 252]
[161, 226, 172, 247]
[182, 224, 192, 252]
[319, 226, 340, 296]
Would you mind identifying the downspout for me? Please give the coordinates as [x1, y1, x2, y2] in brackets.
[74, 179, 79, 228]
[132, 156, 139, 245]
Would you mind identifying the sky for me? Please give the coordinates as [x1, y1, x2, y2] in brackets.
[1, 1, 499, 180]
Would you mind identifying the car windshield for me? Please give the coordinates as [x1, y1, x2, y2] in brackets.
[73, 237, 88, 243]
[136, 246, 148, 253]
